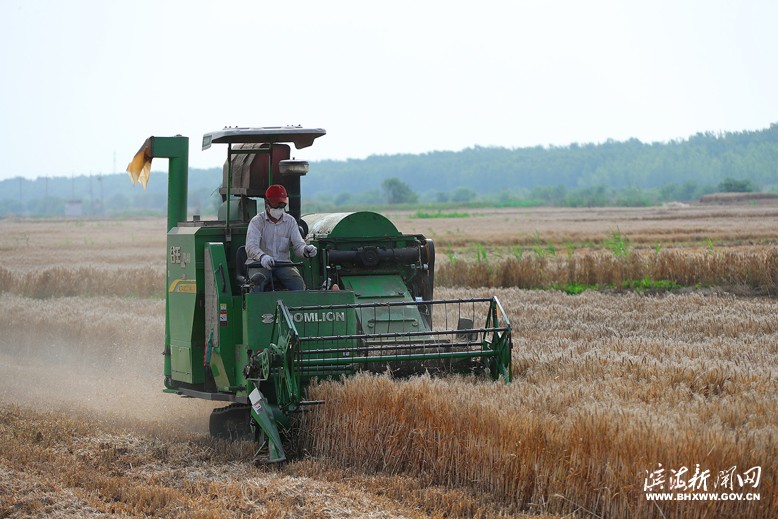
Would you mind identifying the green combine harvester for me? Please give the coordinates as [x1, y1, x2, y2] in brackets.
[128, 127, 512, 462]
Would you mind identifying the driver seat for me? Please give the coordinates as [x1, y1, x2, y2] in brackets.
[235, 245, 286, 292]
[235, 246, 262, 291]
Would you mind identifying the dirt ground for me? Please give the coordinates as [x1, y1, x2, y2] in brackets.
[385, 202, 778, 247]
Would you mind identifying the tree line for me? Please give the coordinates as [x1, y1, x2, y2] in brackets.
[304, 123, 778, 208]
[1, 123, 776, 217]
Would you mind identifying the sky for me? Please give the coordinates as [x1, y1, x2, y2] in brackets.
[1, 0, 776, 180]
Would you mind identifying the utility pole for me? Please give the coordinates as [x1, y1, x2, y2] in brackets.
[97, 174, 104, 215]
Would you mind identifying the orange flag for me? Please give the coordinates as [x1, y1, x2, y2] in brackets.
[126, 137, 153, 190]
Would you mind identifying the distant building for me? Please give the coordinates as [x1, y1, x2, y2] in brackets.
[65, 199, 83, 217]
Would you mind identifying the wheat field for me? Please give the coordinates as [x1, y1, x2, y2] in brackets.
[1, 205, 776, 518]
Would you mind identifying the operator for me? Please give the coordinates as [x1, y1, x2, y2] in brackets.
[245, 184, 317, 292]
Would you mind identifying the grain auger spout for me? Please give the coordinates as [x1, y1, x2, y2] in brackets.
[131, 126, 513, 462]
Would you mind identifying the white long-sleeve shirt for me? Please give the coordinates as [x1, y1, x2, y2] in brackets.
[245, 211, 307, 263]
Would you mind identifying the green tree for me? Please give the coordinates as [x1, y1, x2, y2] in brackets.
[382, 177, 418, 204]
[531, 185, 567, 204]
[105, 193, 128, 213]
[334, 192, 352, 206]
[718, 177, 755, 193]
[451, 187, 476, 203]
[28, 196, 65, 216]
[435, 191, 450, 203]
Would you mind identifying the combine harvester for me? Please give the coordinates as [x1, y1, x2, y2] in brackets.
[127, 127, 512, 462]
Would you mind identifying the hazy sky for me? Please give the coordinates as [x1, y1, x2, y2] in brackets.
[1, 0, 776, 180]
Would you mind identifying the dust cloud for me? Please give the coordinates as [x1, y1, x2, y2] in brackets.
[0, 294, 218, 435]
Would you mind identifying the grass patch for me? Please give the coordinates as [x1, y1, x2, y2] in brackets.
[622, 278, 682, 292]
[494, 198, 544, 208]
[551, 282, 597, 295]
[411, 210, 471, 219]
[605, 227, 630, 257]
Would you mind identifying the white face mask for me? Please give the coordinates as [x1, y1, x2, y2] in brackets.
[268, 207, 285, 219]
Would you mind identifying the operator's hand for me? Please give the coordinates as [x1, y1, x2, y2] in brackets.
[260, 255, 275, 269]
[303, 244, 318, 258]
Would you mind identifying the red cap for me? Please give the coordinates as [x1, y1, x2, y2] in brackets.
[265, 184, 288, 206]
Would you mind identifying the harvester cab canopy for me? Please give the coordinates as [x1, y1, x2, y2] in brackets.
[203, 126, 326, 223]
[201, 126, 326, 151]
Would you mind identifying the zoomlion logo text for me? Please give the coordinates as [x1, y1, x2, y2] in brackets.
[261, 311, 346, 325]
